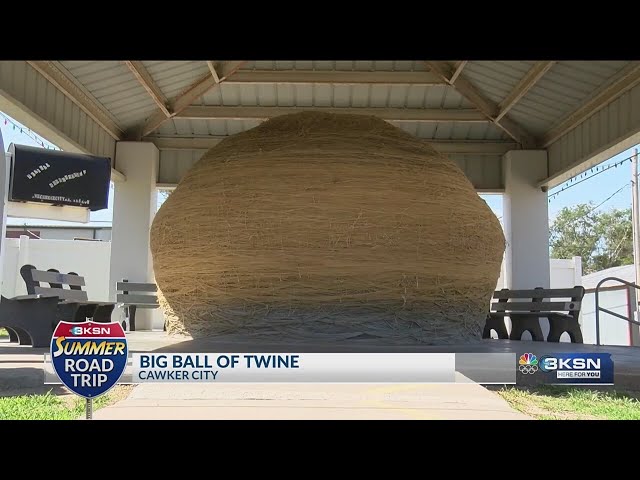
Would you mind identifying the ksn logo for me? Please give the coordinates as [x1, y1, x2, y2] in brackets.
[70, 326, 112, 336]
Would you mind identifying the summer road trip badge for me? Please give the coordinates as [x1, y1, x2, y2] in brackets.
[51, 321, 128, 398]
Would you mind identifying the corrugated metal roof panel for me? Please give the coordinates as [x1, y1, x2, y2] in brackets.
[244, 61, 427, 71]
[508, 61, 630, 136]
[547, 81, 640, 184]
[200, 83, 473, 109]
[60, 61, 157, 129]
[0, 61, 116, 158]
[20, 60, 638, 153]
[160, 118, 509, 142]
[141, 61, 209, 99]
[158, 150, 203, 184]
[463, 61, 536, 104]
[156, 119, 264, 137]
[412, 122, 507, 140]
[447, 154, 503, 191]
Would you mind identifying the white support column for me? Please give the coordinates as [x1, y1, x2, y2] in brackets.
[503, 150, 551, 339]
[109, 142, 159, 330]
[503, 150, 551, 290]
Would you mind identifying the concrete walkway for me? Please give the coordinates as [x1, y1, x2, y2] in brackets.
[93, 379, 529, 420]
[87, 332, 529, 420]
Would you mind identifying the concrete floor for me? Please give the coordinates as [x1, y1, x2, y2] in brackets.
[93, 379, 529, 420]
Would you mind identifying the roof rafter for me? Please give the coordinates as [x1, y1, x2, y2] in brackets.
[124, 61, 171, 117]
[176, 105, 488, 122]
[449, 61, 467, 84]
[135, 61, 246, 138]
[27, 61, 123, 140]
[496, 61, 555, 122]
[226, 70, 444, 85]
[145, 135, 518, 155]
[425, 61, 537, 148]
[206, 61, 221, 83]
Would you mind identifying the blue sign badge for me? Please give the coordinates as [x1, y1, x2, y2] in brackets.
[51, 321, 128, 398]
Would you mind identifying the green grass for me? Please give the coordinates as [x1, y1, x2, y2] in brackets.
[0, 389, 122, 420]
[497, 385, 640, 420]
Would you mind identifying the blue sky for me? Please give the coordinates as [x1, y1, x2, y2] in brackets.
[481, 145, 639, 223]
[1, 111, 638, 226]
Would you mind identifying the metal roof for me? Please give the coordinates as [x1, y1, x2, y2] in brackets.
[509, 61, 629, 136]
[59, 61, 158, 129]
[140, 61, 210, 99]
[245, 61, 429, 71]
[463, 61, 537, 104]
[197, 83, 473, 109]
[38, 60, 637, 148]
[4, 60, 639, 190]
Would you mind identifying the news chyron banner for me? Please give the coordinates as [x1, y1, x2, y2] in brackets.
[51, 321, 128, 399]
[129, 352, 517, 384]
[44, 351, 518, 385]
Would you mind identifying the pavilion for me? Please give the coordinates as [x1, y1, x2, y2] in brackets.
[0, 60, 638, 329]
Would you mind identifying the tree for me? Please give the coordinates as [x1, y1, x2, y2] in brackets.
[549, 203, 633, 274]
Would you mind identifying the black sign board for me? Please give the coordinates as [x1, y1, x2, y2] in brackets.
[8, 144, 111, 211]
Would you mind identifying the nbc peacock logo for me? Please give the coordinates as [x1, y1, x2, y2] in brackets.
[519, 353, 538, 374]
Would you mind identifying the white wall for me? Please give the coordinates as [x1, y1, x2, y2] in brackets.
[6, 227, 112, 241]
[580, 289, 632, 346]
[94, 229, 111, 241]
[2, 236, 111, 302]
[496, 257, 582, 290]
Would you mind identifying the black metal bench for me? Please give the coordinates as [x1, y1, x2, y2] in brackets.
[116, 280, 159, 331]
[0, 295, 60, 347]
[20, 264, 116, 324]
[483, 286, 585, 343]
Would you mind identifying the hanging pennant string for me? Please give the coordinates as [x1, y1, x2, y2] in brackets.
[0, 112, 60, 150]
[548, 153, 636, 202]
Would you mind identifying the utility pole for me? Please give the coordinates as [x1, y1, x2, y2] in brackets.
[633, 148, 640, 289]
[631, 149, 640, 345]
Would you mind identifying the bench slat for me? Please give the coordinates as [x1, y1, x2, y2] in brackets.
[34, 286, 88, 301]
[116, 282, 157, 292]
[493, 288, 583, 299]
[134, 304, 161, 309]
[32, 270, 85, 287]
[117, 293, 158, 305]
[490, 301, 580, 312]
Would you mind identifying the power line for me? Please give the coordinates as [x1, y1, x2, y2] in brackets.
[0, 112, 59, 150]
[548, 153, 636, 202]
[550, 183, 631, 226]
[590, 184, 630, 212]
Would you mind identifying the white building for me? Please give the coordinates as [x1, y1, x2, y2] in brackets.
[581, 264, 639, 346]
